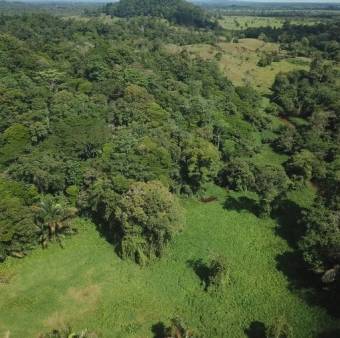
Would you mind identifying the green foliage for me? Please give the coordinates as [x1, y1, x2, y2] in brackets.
[0, 188, 336, 337]
[299, 202, 340, 274]
[0, 123, 30, 165]
[0, 177, 38, 261]
[219, 158, 255, 192]
[114, 181, 184, 264]
[105, 0, 217, 29]
[284, 150, 315, 184]
[33, 196, 78, 248]
[266, 316, 293, 338]
[206, 254, 230, 291]
[164, 317, 195, 338]
[273, 125, 301, 155]
[39, 326, 97, 338]
[253, 164, 291, 216]
[257, 52, 279, 67]
[182, 137, 221, 193]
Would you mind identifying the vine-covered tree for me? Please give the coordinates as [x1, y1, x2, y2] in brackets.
[114, 181, 184, 265]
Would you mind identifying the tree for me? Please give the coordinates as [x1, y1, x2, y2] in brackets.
[219, 158, 255, 191]
[0, 123, 30, 165]
[284, 150, 315, 184]
[181, 137, 221, 193]
[163, 317, 195, 338]
[266, 316, 293, 338]
[206, 255, 230, 291]
[114, 181, 184, 265]
[273, 125, 300, 155]
[254, 165, 290, 216]
[299, 202, 340, 275]
[33, 196, 77, 248]
[0, 177, 38, 261]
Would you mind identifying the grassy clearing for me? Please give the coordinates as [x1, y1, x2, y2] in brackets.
[219, 16, 283, 30]
[166, 38, 310, 93]
[0, 186, 338, 338]
[218, 15, 321, 31]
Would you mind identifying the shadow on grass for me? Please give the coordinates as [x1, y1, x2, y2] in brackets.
[276, 251, 340, 318]
[151, 322, 166, 338]
[318, 329, 340, 338]
[273, 199, 305, 249]
[224, 195, 258, 215]
[244, 321, 266, 338]
[273, 199, 340, 318]
[187, 258, 211, 290]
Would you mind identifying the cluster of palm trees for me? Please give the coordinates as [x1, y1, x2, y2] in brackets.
[33, 196, 78, 248]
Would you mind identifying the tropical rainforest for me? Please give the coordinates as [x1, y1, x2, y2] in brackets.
[0, 0, 339, 337]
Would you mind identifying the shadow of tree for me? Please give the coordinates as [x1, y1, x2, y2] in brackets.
[318, 329, 340, 338]
[151, 322, 165, 338]
[187, 258, 211, 290]
[244, 321, 266, 338]
[224, 195, 258, 215]
[273, 199, 305, 249]
[273, 199, 340, 318]
[276, 251, 340, 318]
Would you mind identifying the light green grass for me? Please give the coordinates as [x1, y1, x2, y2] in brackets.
[252, 144, 288, 167]
[0, 187, 338, 338]
[218, 16, 321, 31]
[219, 16, 283, 30]
[166, 38, 310, 93]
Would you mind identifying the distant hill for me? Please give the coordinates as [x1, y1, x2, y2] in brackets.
[104, 0, 217, 28]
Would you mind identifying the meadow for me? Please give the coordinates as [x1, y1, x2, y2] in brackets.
[166, 38, 310, 93]
[218, 15, 321, 31]
[0, 184, 338, 338]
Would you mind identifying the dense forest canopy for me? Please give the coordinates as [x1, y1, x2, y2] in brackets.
[0, 0, 340, 336]
[104, 0, 218, 28]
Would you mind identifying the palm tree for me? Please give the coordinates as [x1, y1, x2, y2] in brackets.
[34, 196, 77, 248]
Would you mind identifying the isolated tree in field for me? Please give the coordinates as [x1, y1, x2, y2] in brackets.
[254, 165, 290, 216]
[39, 325, 97, 338]
[266, 316, 293, 338]
[34, 196, 77, 248]
[115, 181, 184, 265]
[163, 317, 195, 338]
[206, 255, 230, 291]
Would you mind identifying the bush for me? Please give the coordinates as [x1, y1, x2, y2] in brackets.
[115, 181, 185, 265]
[163, 317, 195, 338]
[219, 158, 255, 192]
[266, 316, 293, 338]
[299, 202, 340, 274]
[39, 326, 97, 338]
[206, 255, 230, 291]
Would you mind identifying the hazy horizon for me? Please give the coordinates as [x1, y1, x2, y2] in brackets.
[3, 0, 340, 3]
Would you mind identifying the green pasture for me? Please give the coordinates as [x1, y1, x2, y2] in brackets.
[0, 186, 338, 338]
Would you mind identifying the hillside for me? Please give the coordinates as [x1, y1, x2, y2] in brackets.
[0, 2, 340, 337]
[104, 0, 217, 28]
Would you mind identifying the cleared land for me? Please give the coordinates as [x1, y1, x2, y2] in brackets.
[218, 15, 321, 31]
[0, 185, 337, 338]
[166, 38, 310, 93]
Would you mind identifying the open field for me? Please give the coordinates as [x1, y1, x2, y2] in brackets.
[218, 15, 321, 31]
[0, 185, 338, 338]
[166, 38, 310, 93]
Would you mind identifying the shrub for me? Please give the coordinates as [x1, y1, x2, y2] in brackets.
[115, 181, 184, 265]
